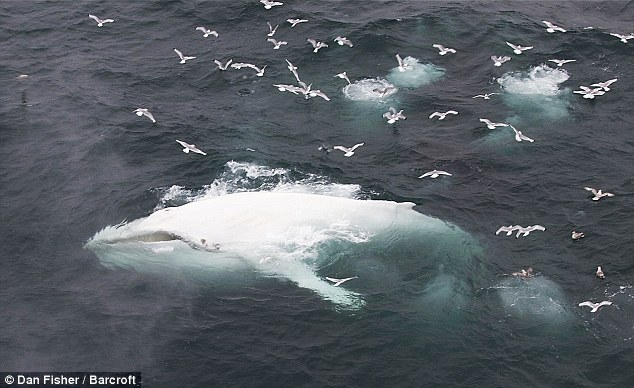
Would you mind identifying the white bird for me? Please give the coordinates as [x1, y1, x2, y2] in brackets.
[266, 21, 279, 37]
[473, 93, 500, 100]
[591, 78, 618, 91]
[584, 187, 614, 201]
[334, 36, 353, 47]
[596, 266, 605, 279]
[548, 59, 576, 67]
[383, 107, 406, 124]
[175, 140, 207, 155]
[571, 230, 585, 240]
[479, 118, 508, 129]
[287, 18, 308, 27]
[133, 108, 156, 123]
[506, 42, 533, 55]
[307, 38, 328, 53]
[432, 44, 456, 55]
[515, 224, 545, 237]
[333, 143, 364, 157]
[578, 301, 612, 313]
[173, 48, 196, 64]
[542, 20, 566, 33]
[373, 86, 396, 98]
[509, 125, 534, 142]
[395, 54, 412, 72]
[418, 170, 452, 179]
[273, 83, 304, 95]
[307, 87, 330, 101]
[491, 55, 511, 66]
[573, 86, 605, 99]
[88, 14, 114, 27]
[325, 276, 359, 287]
[232, 63, 266, 77]
[195, 26, 218, 38]
[214, 59, 233, 70]
[260, 0, 283, 9]
[609, 32, 634, 43]
[334, 72, 351, 85]
[267, 38, 287, 49]
[429, 110, 458, 120]
[496, 225, 520, 236]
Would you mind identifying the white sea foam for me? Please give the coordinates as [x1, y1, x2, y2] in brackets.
[342, 78, 398, 101]
[386, 56, 444, 88]
[497, 276, 572, 323]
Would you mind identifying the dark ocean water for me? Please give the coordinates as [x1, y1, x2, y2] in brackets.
[1, 1, 633, 387]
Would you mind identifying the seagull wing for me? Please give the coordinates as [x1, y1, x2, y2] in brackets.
[429, 112, 440, 119]
[173, 48, 184, 60]
[349, 143, 364, 151]
[584, 187, 598, 195]
[447, 110, 458, 115]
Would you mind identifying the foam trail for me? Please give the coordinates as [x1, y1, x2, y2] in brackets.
[386, 56, 444, 88]
[497, 276, 572, 323]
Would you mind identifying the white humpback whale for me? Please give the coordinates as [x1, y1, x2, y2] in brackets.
[86, 191, 480, 309]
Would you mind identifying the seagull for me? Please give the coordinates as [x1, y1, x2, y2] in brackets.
[373, 86, 396, 98]
[266, 22, 279, 37]
[573, 86, 605, 99]
[267, 38, 287, 49]
[334, 36, 353, 47]
[473, 93, 500, 99]
[273, 83, 304, 95]
[479, 118, 508, 129]
[287, 18, 308, 27]
[395, 54, 412, 72]
[515, 225, 545, 237]
[307, 38, 328, 53]
[325, 276, 359, 287]
[578, 301, 612, 313]
[506, 42, 533, 55]
[596, 266, 605, 279]
[383, 107, 406, 124]
[307, 87, 330, 101]
[571, 231, 585, 240]
[429, 110, 458, 120]
[542, 20, 566, 33]
[509, 125, 534, 142]
[584, 187, 614, 201]
[175, 140, 206, 155]
[260, 0, 283, 9]
[285, 59, 304, 85]
[548, 59, 576, 67]
[88, 14, 114, 27]
[432, 44, 456, 55]
[333, 143, 364, 157]
[334, 72, 351, 85]
[173, 48, 195, 64]
[491, 55, 511, 66]
[609, 32, 634, 43]
[214, 59, 232, 70]
[511, 267, 534, 278]
[133, 108, 156, 123]
[195, 26, 218, 37]
[591, 78, 617, 91]
[496, 225, 520, 236]
[418, 170, 452, 179]
[232, 63, 267, 76]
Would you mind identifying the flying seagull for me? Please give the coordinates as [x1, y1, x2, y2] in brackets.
[429, 110, 458, 120]
[214, 59, 232, 70]
[491, 55, 511, 66]
[548, 59, 576, 67]
[195, 26, 218, 37]
[514, 225, 545, 237]
[432, 44, 456, 55]
[609, 32, 634, 43]
[260, 0, 283, 9]
[267, 38, 287, 49]
[175, 140, 207, 155]
[473, 93, 500, 99]
[496, 225, 520, 236]
[506, 42, 533, 54]
[287, 18, 308, 27]
[591, 78, 617, 91]
[395, 54, 412, 72]
[418, 170, 452, 179]
[542, 20, 566, 33]
[88, 14, 114, 27]
[479, 118, 508, 129]
[334, 71, 351, 85]
[333, 143, 364, 157]
[584, 187, 614, 201]
[173, 48, 196, 64]
[307, 38, 328, 53]
[578, 301, 612, 313]
[266, 22, 279, 37]
[573, 86, 605, 99]
[383, 107, 406, 124]
[133, 108, 156, 123]
[334, 36, 353, 47]
[325, 276, 359, 287]
[509, 125, 534, 142]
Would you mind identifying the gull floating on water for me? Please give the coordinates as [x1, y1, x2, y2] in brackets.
[509, 125, 534, 142]
[491, 55, 511, 66]
[571, 230, 585, 240]
[175, 140, 206, 155]
[418, 170, 452, 179]
[473, 93, 500, 99]
[573, 86, 605, 99]
[596, 266, 605, 279]
[542, 20, 566, 33]
[609, 32, 634, 44]
[334, 36, 353, 47]
[395, 54, 412, 72]
[333, 143, 364, 157]
[432, 44, 456, 55]
[591, 78, 617, 91]
[584, 187, 614, 201]
[214, 59, 233, 70]
[288, 18, 308, 27]
[479, 118, 508, 129]
[267, 38, 287, 49]
[334, 72, 351, 85]
[383, 107, 406, 124]
[506, 42, 533, 55]
[325, 276, 359, 287]
[173, 48, 196, 64]
[429, 110, 458, 120]
[88, 14, 114, 27]
[133, 108, 156, 123]
[307, 38, 328, 53]
[266, 22, 279, 37]
[578, 301, 612, 313]
[260, 0, 283, 9]
[511, 267, 534, 278]
[195, 26, 218, 37]
[548, 59, 576, 67]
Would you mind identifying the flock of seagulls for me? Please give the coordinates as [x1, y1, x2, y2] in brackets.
[573, 78, 618, 99]
[496, 224, 546, 238]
